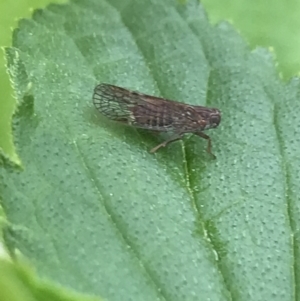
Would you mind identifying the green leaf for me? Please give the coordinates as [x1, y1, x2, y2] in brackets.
[0, 258, 101, 301]
[1, 0, 300, 300]
[0, 0, 67, 161]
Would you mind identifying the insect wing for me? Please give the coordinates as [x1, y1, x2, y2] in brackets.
[93, 84, 140, 123]
[93, 83, 218, 132]
[93, 84, 188, 131]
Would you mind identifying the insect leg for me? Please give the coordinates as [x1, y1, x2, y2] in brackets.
[150, 133, 184, 153]
[195, 132, 216, 159]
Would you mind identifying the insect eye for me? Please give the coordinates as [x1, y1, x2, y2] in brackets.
[210, 114, 221, 127]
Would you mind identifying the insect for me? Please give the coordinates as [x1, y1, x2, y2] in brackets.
[93, 83, 221, 158]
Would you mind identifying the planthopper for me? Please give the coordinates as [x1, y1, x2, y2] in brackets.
[93, 83, 221, 158]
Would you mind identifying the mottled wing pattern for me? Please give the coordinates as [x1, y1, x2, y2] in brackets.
[93, 84, 138, 123]
[93, 83, 192, 131]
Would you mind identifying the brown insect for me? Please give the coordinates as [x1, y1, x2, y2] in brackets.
[93, 83, 221, 158]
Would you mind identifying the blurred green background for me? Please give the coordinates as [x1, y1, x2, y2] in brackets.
[1, 0, 300, 161]
[201, 0, 300, 78]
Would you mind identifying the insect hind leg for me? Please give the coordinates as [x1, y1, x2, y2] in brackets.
[195, 132, 216, 159]
[150, 133, 183, 153]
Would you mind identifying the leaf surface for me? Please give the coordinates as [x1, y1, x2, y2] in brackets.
[1, 0, 300, 300]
